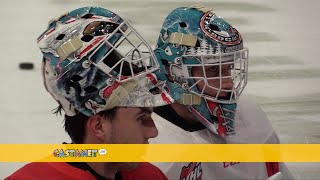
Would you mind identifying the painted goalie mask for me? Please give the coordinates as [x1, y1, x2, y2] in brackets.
[37, 7, 173, 117]
[155, 7, 249, 136]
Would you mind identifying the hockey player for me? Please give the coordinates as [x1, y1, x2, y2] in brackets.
[151, 6, 294, 180]
[5, 7, 174, 180]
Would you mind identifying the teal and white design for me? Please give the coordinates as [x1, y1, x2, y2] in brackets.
[155, 6, 249, 136]
[37, 7, 174, 117]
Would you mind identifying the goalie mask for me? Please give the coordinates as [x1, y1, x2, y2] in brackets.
[155, 7, 249, 136]
[37, 7, 173, 117]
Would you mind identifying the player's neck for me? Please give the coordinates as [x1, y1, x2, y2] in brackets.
[86, 162, 117, 180]
[171, 103, 202, 126]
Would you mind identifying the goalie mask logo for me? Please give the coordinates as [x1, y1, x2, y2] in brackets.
[180, 162, 202, 180]
[200, 12, 241, 46]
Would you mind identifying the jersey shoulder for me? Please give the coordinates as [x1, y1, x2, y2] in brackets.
[230, 96, 280, 144]
[5, 162, 96, 180]
[121, 162, 168, 180]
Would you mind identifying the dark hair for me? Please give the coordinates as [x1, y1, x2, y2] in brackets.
[64, 108, 118, 144]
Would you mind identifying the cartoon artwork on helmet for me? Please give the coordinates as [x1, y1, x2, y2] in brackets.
[38, 7, 173, 117]
[154, 6, 249, 136]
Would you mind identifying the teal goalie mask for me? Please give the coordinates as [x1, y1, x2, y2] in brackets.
[37, 7, 174, 117]
[154, 6, 249, 136]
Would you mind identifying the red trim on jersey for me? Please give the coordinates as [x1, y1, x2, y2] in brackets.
[5, 162, 168, 180]
[121, 162, 168, 180]
[5, 162, 96, 180]
[265, 162, 279, 177]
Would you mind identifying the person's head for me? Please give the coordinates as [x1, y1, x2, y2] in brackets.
[37, 7, 174, 146]
[64, 107, 157, 145]
[154, 6, 249, 136]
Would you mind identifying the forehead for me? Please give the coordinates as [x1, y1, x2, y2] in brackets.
[109, 107, 152, 124]
[116, 107, 152, 116]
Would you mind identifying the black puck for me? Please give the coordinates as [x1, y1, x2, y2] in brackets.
[19, 62, 34, 70]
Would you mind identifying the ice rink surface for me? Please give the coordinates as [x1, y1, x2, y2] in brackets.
[0, 0, 319, 179]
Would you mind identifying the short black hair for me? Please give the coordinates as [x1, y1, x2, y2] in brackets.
[63, 108, 118, 144]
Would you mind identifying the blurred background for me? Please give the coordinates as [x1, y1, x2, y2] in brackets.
[0, 0, 319, 179]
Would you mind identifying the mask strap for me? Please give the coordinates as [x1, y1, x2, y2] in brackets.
[168, 32, 197, 47]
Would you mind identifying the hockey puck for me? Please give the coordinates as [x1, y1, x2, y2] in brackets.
[19, 62, 34, 70]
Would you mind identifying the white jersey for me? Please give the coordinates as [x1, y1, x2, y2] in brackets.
[150, 97, 294, 180]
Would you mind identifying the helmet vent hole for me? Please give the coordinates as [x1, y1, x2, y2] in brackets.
[82, 13, 94, 19]
[161, 59, 169, 66]
[84, 86, 98, 93]
[70, 75, 82, 82]
[81, 35, 94, 42]
[149, 87, 160, 95]
[179, 22, 187, 28]
[56, 34, 65, 40]
[209, 24, 220, 31]
[195, 40, 200, 47]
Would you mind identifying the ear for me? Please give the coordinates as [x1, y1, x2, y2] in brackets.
[86, 114, 111, 143]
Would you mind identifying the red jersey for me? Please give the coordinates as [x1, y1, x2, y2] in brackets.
[5, 162, 168, 180]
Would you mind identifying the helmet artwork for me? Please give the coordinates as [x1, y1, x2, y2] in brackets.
[37, 7, 173, 117]
[155, 6, 249, 136]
